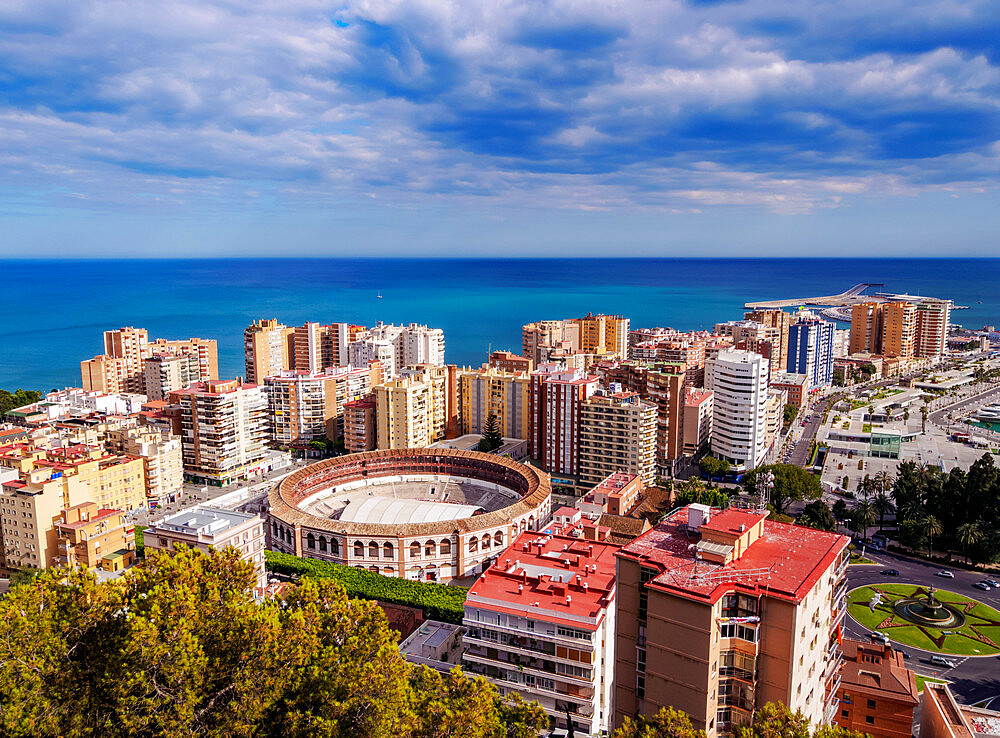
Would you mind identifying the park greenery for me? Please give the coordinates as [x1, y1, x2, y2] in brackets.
[782, 403, 798, 430]
[476, 412, 504, 452]
[0, 388, 42, 417]
[265, 550, 468, 624]
[884, 454, 1000, 564]
[741, 464, 822, 516]
[673, 478, 732, 510]
[847, 583, 1000, 656]
[797, 500, 837, 532]
[0, 546, 548, 737]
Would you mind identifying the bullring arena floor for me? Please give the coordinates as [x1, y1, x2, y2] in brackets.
[297, 475, 517, 526]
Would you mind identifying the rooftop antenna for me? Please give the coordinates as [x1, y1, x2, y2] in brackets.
[755, 469, 774, 513]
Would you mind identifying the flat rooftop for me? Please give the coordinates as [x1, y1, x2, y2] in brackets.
[155, 506, 259, 536]
[618, 505, 848, 605]
[466, 530, 620, 629]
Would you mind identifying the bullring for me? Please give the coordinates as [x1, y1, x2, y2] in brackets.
[267, 448, 552, 582]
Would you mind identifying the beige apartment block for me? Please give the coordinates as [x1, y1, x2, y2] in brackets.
[881, 302, 917, 358]
[683, 388, 714, 456]
[54, 501, 135, 572]
[914, 300, 952, 358]
[615, 505, 850, 737]
[743, 309, 792, 373]
[1, 470, 89, 570]
[343, 395, 377, 452]
[81, 354, 131, 394]
[765, 387, 787, 454]
[579, 390, 657, 488]
[144, 506, 267, 591]
[293, 322, 363, 372]
[244, 318, 295, 383]
[143, 352, 201, 401]
[522, 315, 629, 366]
[148, 337, 218, 382]
[375, 376, 437, 449]
[265, 364, 379, 444]
[105, 425, 183, 501]
[458, 366, 531, 440]
[169, 380, 269, 486]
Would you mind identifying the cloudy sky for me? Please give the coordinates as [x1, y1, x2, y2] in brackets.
[1, 0, 998, 257]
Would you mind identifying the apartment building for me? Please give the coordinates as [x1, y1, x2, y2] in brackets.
[765, 387, 788, 454]
[244, 318, 295, 383]
[914, 300, 952, 358]
[147, 337, 219, 384]
[614, 504, 850, 736]
[579, 390, 657, 488]
[27, 445, 148, 512]
[293, 322, 363, 372]
[488, 350, 533, 374]
[104, 425, 183, 502]
[462, 530, 620, 736]
[54, 501, 135, 572]
[264, 364, 381, 444]
[632, 338, 708, 388]
[850, 302, 919, 358]
[770, 373, 810, 409]
[1, 471, 88, 570]
[593, 361, 687, 464]
[83, 327, 217, 395]
[743, 309, 792, 373]
[459, 366, 531, 439]
[143, 352, 202, 401]
[169, 380, 269, 486]
[349, 323, 445, 380]
[529, 364, 599, 478]
[343, 395, 377, 452]
[705, 351, 769, 472]
[523, 315, 629, 366]
[577, 471, 643, 520]
[375, 376, 437, 449]
[835, 639, 918, 738]
[143, 506, 267, 591]
[683, 388, 714, 456]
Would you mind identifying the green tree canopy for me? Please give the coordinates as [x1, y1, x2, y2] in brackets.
[613, 706, 705, 738]
[0, 546, 548, 738]
[741, 464, 822, 516]
[798, 500, 837, 532]
[0, 388, 42, 416]
[476, 412, 504, 453]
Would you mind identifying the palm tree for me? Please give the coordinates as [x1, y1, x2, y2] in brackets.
[852, 501, 877, 542]
[921, 405, 929, 434]
[957, 521, 984, 564]
[856, 475, 873, 501]
[872, 491, 895, 532]
[874, 470, 892, 496]
[920, 514, 943, 558]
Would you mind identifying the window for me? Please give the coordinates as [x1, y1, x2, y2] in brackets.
[865, 716, 875, 725]
[354, 542, 364, 557]
[383, 542, 394, 558]
[867, 699, 876, 709]
[841, 710, 849, 719]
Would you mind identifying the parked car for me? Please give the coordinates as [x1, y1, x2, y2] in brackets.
[974, 582, 992, 591]
[870, 632, 889, 644]
[882, 569, 900, 576]
[929, 655, 957, 668]
[985, 579, 1000, 588]
[936, 570, 955, 578]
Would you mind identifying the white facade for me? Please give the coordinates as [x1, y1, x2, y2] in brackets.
[704, 350, 769, 471]
[37, 388, 147, 419]
[144, 506, 267, 591]
[348, 323, 445, 380]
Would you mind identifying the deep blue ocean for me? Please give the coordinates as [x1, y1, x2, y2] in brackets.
[2, 258, 998, 391]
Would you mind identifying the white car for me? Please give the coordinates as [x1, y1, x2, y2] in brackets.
[936, 570, 955, 578]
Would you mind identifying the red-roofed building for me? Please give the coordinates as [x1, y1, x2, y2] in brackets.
[835, 638, 917, 738]
[614, 504, 850, 736]
[462, 530, 621, 737]
[577, 472, 643, 520]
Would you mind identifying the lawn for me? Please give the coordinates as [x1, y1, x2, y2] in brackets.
[915, 675, 947, 693]
[850, 554, 877, 565]
[847, 584, 1000, 656]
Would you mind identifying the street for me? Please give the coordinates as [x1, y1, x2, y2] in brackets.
[844, 550, 1000, 705]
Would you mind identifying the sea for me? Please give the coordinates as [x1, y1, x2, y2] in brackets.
[2, 257, 998, 391]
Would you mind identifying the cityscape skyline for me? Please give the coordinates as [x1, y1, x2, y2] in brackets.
[2, 1, 999, 257]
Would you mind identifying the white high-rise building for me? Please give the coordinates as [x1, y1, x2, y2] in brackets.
[348, 323, 445, 379]
[705, 350, 769, 471]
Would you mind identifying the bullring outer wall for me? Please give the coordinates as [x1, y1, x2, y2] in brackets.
[267, 448, 552, 582]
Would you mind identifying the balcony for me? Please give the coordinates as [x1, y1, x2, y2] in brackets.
[463, 647, 595, 690]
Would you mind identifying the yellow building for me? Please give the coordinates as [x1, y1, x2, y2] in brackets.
[850, 302, 918, 358]
[458, 367, 531, 440]
[82, 327, 217, 394]
[54, 501, 135, 572]
[1, 470, 89, 570]
[375, 376, 441, 449]
[243, 318, 295, 383]
[105, 425, 184, 502]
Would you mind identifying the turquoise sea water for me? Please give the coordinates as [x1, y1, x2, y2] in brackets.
[2, 258, 998, 391]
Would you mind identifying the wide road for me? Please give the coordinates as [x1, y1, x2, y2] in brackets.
[786, 398, 831, 467]
[844, 549, 1000, 705]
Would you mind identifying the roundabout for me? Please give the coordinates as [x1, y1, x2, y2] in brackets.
[847, 583, 1000, 656]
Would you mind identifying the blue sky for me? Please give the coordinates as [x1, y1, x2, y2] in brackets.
[1, 0, 998, 257]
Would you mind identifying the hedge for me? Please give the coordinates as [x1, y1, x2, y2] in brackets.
[265, 550, 469, 624]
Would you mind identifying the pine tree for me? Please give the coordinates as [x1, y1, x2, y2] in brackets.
[477, 412, 504, 452]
